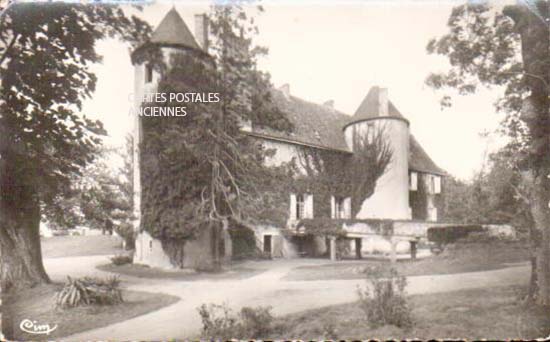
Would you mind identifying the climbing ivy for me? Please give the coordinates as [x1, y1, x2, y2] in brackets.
[291, 124, 394, 218]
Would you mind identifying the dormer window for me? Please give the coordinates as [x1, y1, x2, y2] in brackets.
[145, 64, 153, 84]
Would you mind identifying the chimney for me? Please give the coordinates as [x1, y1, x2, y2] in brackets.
[323, 100, 334, 109]
[279, 83, 290, 99]
[378, 87, 388, 116]
[194, 14, 209, 52]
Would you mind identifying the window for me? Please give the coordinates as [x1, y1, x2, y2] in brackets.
[428, 207, 438, 221]
[290, 193, 313, 220]
[332, 196, 351, 219]
[434, 176, 441, 194]
[334, 197, 345, 219]
[296, 194, 305, 219]
[409, 172, 418, 191]
[145, 64, 153, 84]
[427, 175, 441, 194]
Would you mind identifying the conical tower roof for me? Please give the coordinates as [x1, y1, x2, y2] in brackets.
[353, 86, 400, 120]
[150, 7, 201, 50]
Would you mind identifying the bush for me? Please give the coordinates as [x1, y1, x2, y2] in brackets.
[198, 303, 274, 339]
[55, 276, 123, 308]
[115, 222, 135, 250]
[456, 231, 514, 244]
[427, 225, 484, 245]
[357, 265, 412, 329]
[110, 254, 133, 266]
[229, 227, 259, 260]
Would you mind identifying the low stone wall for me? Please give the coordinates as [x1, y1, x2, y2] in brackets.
[393, 220, 458, 239]
[134, 229, 232, 270]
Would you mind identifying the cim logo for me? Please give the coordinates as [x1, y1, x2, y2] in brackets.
[19, 319, 58, 335]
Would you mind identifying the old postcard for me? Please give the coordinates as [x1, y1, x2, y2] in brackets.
[1, 0, 549, 340]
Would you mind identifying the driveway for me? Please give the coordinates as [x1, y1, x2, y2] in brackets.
[44, 257, 529, 341]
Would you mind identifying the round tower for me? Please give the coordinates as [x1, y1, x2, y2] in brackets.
[130, 8, 211, 265]
[343, 87, 411, 220]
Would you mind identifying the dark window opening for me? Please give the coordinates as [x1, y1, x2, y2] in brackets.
[263, 235, 272, 254]
[145, 64, 153, 83]
[296, 194, 305, 219]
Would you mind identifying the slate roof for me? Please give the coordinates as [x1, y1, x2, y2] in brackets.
[251, 90, 351, 152]
[150, 8, 201, 50]
[409, 135, 446, 175]
[251, 86, 446, 176]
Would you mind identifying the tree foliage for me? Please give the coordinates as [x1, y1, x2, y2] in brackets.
[441, 146, 534, 233]
[0, 2, 150, 291]
[295, 124, 393, 217]
[426, 0, 550, 304]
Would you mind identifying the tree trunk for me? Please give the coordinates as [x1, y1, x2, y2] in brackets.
[0, 195, 50, 292]
[211, 222, 222, 271]
[529, 172, 550, 306]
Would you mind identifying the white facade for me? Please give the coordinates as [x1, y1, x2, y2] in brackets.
[345, 118, 411, 220]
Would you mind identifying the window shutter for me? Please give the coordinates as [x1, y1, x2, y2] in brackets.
[289, 194, 297, 220]
[410, 172, 418, 191]
[428, 207, 438, 221]
[344, 197, 352, 219]
[330, 196, 335, 219]
[305, 194, 314, 218]
[434, 176, 441, 194]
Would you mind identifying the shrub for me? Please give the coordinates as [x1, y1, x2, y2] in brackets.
[229, 227, 259, 260]
[239, 305, 274, 337]
[357, 265, 412, 329]
[55, 276, 123, 308]
[197, 303, 274, 339]
[115, 222, 135, 250]
[110, 254, 133, 266]
[427, 225, 484, 245]
[456, 230, 515, 244]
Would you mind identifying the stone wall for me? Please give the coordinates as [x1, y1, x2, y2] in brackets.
[134, 229, 232, 270]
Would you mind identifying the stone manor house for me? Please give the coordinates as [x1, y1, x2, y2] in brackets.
[131, 9, 448, 269]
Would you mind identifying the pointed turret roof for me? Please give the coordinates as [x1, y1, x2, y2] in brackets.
[352, 86, 405, 121]
[150, 8, 201, 50]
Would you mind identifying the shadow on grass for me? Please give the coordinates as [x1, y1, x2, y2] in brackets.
[2, 283, 179, 341]
[284, 241, 531, 281]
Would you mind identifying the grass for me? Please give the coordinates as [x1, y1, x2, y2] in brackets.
[97, 263, 266, 281]
[41, 234, 123, 258]
[2, 282, 179, 341]
[284, 240, 530, 281]
[268, 285, 550, 340]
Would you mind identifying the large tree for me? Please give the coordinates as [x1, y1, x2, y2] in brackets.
[426, 1, 550, 304]
[0, 3, 150, 291]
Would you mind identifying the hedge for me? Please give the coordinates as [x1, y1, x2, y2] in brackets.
[427, 225, 484, 245]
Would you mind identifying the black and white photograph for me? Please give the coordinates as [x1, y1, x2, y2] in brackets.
[1, 0, 550, 340]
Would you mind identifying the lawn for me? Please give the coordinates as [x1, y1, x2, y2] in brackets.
[268, 285, 550, 340]
[97, 263, 265, 281]
[2, 283, 179, 341]
[284, 240, 530, 281]
[41, 234, 123, 258]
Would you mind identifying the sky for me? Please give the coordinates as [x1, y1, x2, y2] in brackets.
[82, 0, 510, 181]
